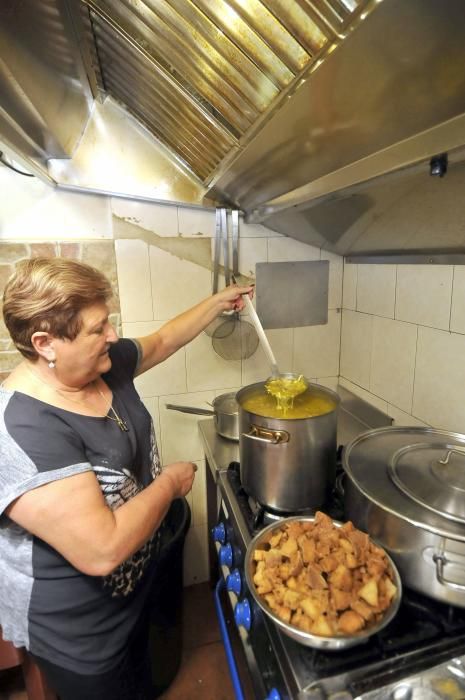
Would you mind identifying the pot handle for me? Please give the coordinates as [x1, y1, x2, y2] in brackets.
[433, 553, 465, 592]
[242, 425, 290, 444]
[165, 404, 215, 416]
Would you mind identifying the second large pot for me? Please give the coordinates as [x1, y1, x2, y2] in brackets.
[236, 381, 339, 513]
[343, 426, 465, 608]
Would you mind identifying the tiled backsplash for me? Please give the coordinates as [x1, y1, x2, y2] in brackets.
[341, 261, 465, 433]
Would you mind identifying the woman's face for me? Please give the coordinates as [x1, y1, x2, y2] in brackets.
[52, 301, 119, 385]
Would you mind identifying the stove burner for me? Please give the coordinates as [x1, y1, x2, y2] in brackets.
[248, 496, 316, 529]
[227, 459, 345, 535]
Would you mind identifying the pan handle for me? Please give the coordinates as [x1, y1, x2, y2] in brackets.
[433, 553, 465, 592]
[242, 425, 289, 444]
[165, 404, 215, 417]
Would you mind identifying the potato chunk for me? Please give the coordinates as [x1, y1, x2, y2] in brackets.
[358, 579, 379, 607]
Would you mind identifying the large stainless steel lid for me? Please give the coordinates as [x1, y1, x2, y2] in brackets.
[343, 427, 465, 541]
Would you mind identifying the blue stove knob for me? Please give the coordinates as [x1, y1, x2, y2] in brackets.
[234, 598, 251, 631]
[211, 522, 226, 544]
[219, 543, 233, 568]
[265, 689, 281, 700]
[226, 569, 242, 596]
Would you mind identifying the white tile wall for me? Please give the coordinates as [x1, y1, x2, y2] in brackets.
[158, 391, 215, 465]
[450, 266, 465, 334]
[149, 245, 212, 319]
[396, 265, 452, 330]
[293, 311, 341, 379]
[342, 261, 357, 310]
[413, 326, 465, 432]
[370, 317, 417, 412]
[122, 320, 188, 397]
[235, 237, 268, 279]
[340, 262, 465, 432]
[186, 331, 242, 391]
[115, 240, 153, 321]
[357, 264, 396, 318]
[340, 310, 373, 388]
[242, 327, 293, 385]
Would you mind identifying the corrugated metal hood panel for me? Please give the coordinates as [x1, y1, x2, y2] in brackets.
[80, 0, 363, 181]
[2, 0, 465, 255]
[213, 0, 465, 214]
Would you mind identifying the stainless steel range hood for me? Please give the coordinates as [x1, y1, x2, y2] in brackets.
[1, 0, 465, 256]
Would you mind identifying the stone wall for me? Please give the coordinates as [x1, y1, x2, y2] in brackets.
[0, 240, 121, 381]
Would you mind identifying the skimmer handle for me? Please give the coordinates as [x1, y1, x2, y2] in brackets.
[242, 293, 279, 376]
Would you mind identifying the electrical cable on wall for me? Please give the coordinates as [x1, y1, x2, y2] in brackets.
[0, 151, 35, 177]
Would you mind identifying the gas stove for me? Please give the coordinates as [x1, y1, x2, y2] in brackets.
[212, 460, 465, 700]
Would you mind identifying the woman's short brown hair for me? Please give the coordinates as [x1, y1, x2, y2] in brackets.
[3, 257, 113, 360]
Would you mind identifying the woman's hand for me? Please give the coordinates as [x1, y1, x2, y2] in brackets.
[215, 283, 254, 314]
[161, 461, 197, 498]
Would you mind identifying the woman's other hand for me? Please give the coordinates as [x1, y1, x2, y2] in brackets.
[161, 461, 197, 498]
[6, 466, 198, 577]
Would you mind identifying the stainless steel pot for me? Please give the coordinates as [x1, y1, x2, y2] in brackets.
[165, 392, 238, 441]
[236, 381, 339, 512]
[343, 426, 465, 608]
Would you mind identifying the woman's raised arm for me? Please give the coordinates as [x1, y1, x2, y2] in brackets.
[135, 284, 253, 375]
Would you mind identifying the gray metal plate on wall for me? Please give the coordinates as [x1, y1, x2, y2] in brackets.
[255, 260, 328, 329]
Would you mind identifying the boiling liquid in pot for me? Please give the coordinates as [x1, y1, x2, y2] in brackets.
[241, 386, 335, 419]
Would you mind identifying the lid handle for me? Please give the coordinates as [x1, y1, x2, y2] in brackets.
[438, 447, 465, 465]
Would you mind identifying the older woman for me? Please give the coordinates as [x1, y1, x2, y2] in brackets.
[0, 256, 252, 700]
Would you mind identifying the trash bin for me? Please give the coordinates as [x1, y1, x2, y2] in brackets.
[148, 497, 191, 697]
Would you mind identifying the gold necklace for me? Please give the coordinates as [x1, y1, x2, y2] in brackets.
[24, 364, 129, 432]
[95, 386, 129, 432]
